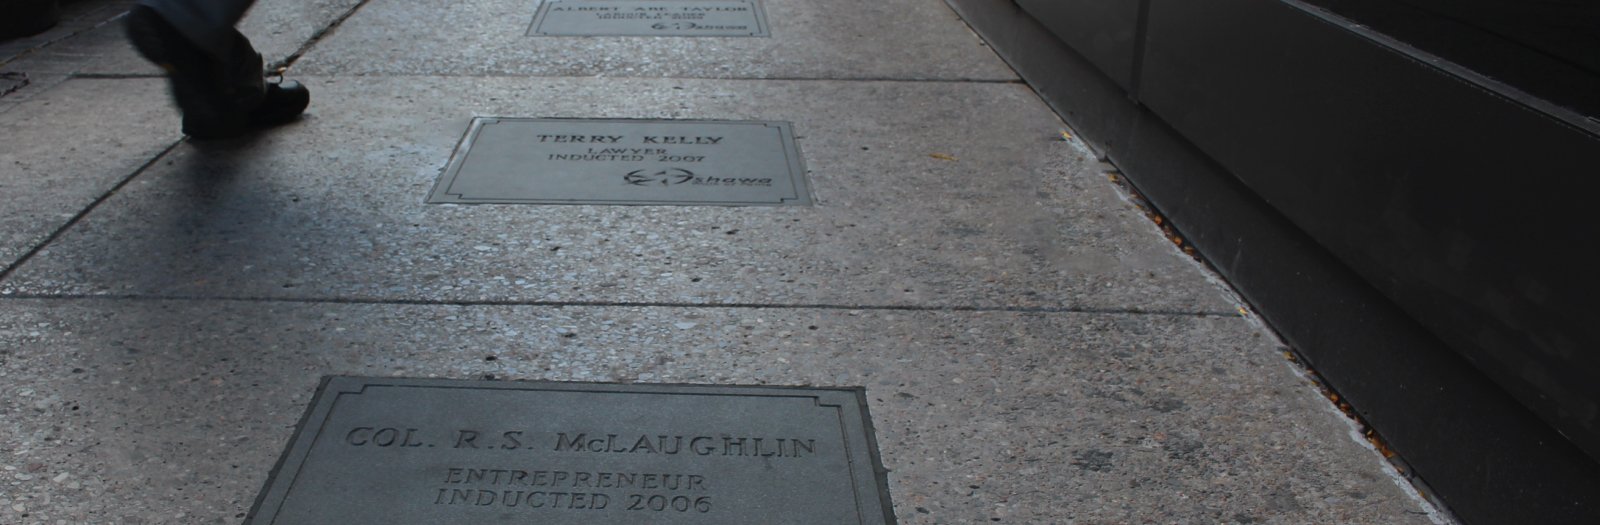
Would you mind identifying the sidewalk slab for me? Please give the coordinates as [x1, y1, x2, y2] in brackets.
[0, 78, 176, 271]
[0, 299, 1435, 524]
[294, 0, 1017, 80]
[0, 76, 1231, 313]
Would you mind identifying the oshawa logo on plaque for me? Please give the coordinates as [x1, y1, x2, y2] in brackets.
[623, 168, 774, 187]
[624, 168, 696, 186]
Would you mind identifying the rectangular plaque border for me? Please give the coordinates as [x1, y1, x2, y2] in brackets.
[426, 117, 813, 206]
[527, 0, 771, 38]
[245, 376, 896, 524]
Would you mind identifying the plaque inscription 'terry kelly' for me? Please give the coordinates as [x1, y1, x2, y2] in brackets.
[428, 118, 811, 206]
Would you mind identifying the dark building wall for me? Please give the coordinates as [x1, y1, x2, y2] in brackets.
[1136, 0, 1600, 459]
[1014, 0, 1142, 90]
[1304, 0, 1600, 118]
[943, 0, 1600, 523]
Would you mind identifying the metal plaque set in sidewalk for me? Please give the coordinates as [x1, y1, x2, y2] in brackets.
[530, 0, 770, 37]
[428, 118, 811, 206]
[479, 2, 791, 205]
[246, 377, 895, 524]
[356, 6, 842, 516]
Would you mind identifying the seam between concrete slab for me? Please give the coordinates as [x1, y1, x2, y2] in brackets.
[62, 72, 1029, 83]
[258, 72, 1029, 84]
[270, 0, 379, 71]
[0, 293, 1240, 317]
[612, 76, 1028, 84]
[0, 139, 183, 284]
[68, 73, 166, 79]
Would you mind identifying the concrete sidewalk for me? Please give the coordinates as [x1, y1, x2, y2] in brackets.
[1, 0, 1447, 523]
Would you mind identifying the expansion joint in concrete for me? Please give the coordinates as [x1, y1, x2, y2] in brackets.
[0, 139, 184, 284]
[0, 293, 1238, 317]
[70, 73, 166, 79]
[270, 0, 379, 71]
[273, 72, 1027, 84]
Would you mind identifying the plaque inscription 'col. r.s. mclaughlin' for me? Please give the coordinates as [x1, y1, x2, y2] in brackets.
[246, 377, 895, 524]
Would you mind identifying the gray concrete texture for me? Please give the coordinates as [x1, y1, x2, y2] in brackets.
[0, 0, 1448, 523]
[2, 77, 1232, 313]
[293, 0, 1018, 80]
[0, 79, 178, 270]
[0, 300, 1432, 524]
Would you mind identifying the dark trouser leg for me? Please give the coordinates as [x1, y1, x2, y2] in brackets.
[126, 0, 306, 139]
[125, 5, 264, 138]
[136, 0, 257, 59]
[126, 0, 308, 139]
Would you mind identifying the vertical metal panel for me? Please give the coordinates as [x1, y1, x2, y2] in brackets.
[1299, 0, 1600, 117]
[1389, 0, 1600, 74]
[1014, 0, 1142, 90]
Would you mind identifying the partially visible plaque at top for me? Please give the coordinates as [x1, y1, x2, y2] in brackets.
[428, 118, 811, 206]
[529, 0, 770, 37]
[246, 377, 895, 524]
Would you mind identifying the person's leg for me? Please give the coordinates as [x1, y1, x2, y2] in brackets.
[135, 0, 255, 58]
[125, 0, 307, 139]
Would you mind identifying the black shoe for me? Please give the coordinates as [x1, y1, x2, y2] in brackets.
[250, 79, 310, 127]
[125, 6, 307, 139]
